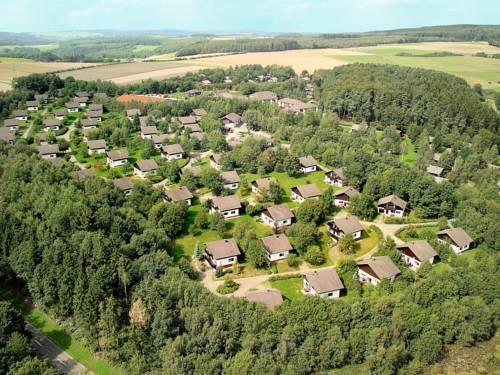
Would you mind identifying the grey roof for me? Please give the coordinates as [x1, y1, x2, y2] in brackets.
[164, 186, 193, 202]
[397, 240, 438, 262]
[351, 123, 368, 131]
[37, 144, 59, 155]
[222, 112, 242, 123]
[113, 177, 133, 191]
[331, 216, 364, 234]
[378, 194, 407, 210]
[178, 116, 198, 125]
[357, 256, 401, 280]
[71, 169, 94, 179]
[264, 204, 295, 221]
[106, 149, 129, 161]
[245, 289, 283, 309]
[134, 159, 158, 172]
[299, 155, 318, 168]
[437, 228, 473, 247]
[221, 170, 240, 184]
[126, 109, 141, 117]
[87, 139, 107, 150]
[152, 134, 169, 144]
[13, 109, 28, 117]
[252, 177, 277, 190]
[81, 118, 98, 127]
[43, 119, 61, 127]
[74, 96, 88, 103]
[162, 143, 184, 155]
[304, 269, 344, 293]
[0, 128, 15, 143]
[211, 195, 241, 211]
[334, 186, 360, 199]
[65, 102, 78, 109]
[54, 109, 67, 117]
[292, 183, 321, 198]
[192, 108, 207, 116]
[88, 110, 102, 118]
[249, 91, 277, 101]
[261, 234, 293, 254]
[427, 165, 444, 176]
[4, 119, 19, 127]
[141, 126, 158, 135]
[205, 238, 241, 259]
[88, 103, 103, 111]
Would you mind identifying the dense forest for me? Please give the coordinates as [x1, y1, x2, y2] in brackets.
[0, 65, 499, 373]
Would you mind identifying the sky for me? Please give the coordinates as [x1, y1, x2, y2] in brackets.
[1, 0, 499, 34]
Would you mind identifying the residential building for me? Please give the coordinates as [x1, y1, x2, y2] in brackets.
[178, 116, 198, 127]
[377, 195, 407, 217]
[325, 168, 346, 186]
[106, 149, 129, 168]
[26, 100, 39, 111]
[261, 204, 295, 229]
[251, 177, 277, 193]
[244, 289, 283, 309]
[221, 113, 243, 128]
[76, 91, 89, 98]
[3, 119, 19, 131]
[13, 110, 28, 121]
[88, 103, 103, 111]
[74, 96, 88, 107]
[261, 234, 293, 262]
[209, 195, 242, 218]
[334, 186, 360, 208]
[133, 159, 158, 178]
[152, 134, 169, 149]
[163, 186, 194, 205]
[437, 228, 473, 254]
[65, 102, 79, 113]
[37, 144, 59, 159]
[140, 126, 158, 139]
[88, 110, 102, 121]
[303, 269, 344, 298]
[187, 88, 202, 97]
[80, 118, 98, 130]
[278, 98, 317, 114]
[221, 170, 240, 190]
[249, 91, 278, 102]
[87, 139, 107, 155]
[357, 256, 401, 285]
[126, 108, 141, 121]
[397, 240, 438, 268]
[0, 128, 15, 144]
[43, 119, 61, 132]
[327, 216, 363, 240]
[205, 238, 241, 268]
[34, 94, 48, 103]
[184, 123, 202, 133]
[191, 108, 207, 120]
[161, 144, 184, 160]
[113, 177, 133, 196]
[298, 155, 318, 173]
[291, 183, 321, 202]
[54, 109, 67, 120]
[210, 153, 222, 169]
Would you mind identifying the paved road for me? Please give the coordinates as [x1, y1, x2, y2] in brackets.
[26, 323, 91, 375]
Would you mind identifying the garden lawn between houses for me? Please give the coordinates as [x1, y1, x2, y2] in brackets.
[269, 277, 305, 301]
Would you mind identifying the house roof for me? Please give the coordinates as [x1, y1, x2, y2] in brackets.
[71, 169, 94, 179]
[162, 143, 183, 155]
[331, 216, 364, 234]
[357, 256, 401, 280]
[54, 109, 67, 116]
[0, 128, 15, 143]
[37, 144, 59, 155]
[48, 157, 64, 168]
[26, 100, 39, 107]
[113, 177, 133, 191]
[397, 240, 438, 262]
[126, 109, 141, 117]
[178, 116, 198, 125]
[427, 165, 444, 176]
[211, 195, 241, 211]
[134, 159, 158, 172]
[81, 118, 98, 127]
[205, 238, 241, 259]
[87, 139, 106, 150]
[4, 119, 19, 127]
[252, 177, 276, 190]
[88, 103, 103, 111]
[152, 134, 169, 144]
[304, 269, 344, 293]
[327, 167, 346, 180]
[106, 149, 129, 161]
[292, 183, 321, 198]
[164, 186, 193, 202]
[222, 112, 242, 123]
[249, 91, 277, 101]
[245, 289, 283, 309]
[378, 194, 407, 210]
[264, 204, 294, 221]
[88, 110, 102, 118]
[221, 170, 240, 184]
[299, 155, 318, 168]
[184, 123, 202, 132]
[65, 102, 78, 109]
[141, 126, 158, 135]
[76, 91, 89, 97]
[261, 234, 293, 254]
[192, 108, 207, 116]
[34, 93, 48, 101]
[211, 153, 222, 164]
[183, 166, 202, 177]
[334, 186, 360, 199]
[74, 96, 88, 103]
[437, 228, 473, 247]
[43, 119, 61, 128]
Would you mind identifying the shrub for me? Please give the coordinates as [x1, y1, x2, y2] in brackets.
[287, 253, 301, 268]
[216, 279, 239, 295]
[215, 267, 224, 278]
[304, 246, 325, 265]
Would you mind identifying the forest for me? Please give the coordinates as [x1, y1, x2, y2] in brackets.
[0, 64, 499, 374]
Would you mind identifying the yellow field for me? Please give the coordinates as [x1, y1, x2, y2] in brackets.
[353, 41, 500, 55]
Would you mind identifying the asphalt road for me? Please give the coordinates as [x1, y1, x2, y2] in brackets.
[25, 322, 91, 374]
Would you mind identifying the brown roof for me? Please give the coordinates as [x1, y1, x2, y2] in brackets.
[327, 167, 346, 180]
[252, 177, 276, 190]
[162, 144, 184, 155]
[192, 108, 207, 116]
[37, 144, 59, 155]
[43, 119, 61, 127]
[249, 91, 277, 101]
[113, 177, 133, 191]
[378, 194, 407, 210]
[65, 102, 78, 109]
[245, 289, 283, 309]
[74, 97, 88, 103]
[81, 118, 98, 127]
[211, 195, 241, 211]
[221, 170, 240, 184]
[141, 126, 158, 135]
[292, 183, 321, 198]
[334, 186, 360, 199]
[71, 169, 94, 179]
[264, 204, 294, 221]
[397, 240, 438, 262]
[437, 228, 473, 247]
[331, 216, 364, 234]
[48, 157, 64, 168]
[152, 134, 169, 144]
[184, 123, 202, 132]
[164, 186, 193, 202]
[211, 153, 222, 164]
[87, 139, 106, 150]
[134, 159, 158, 172]
[4, 119, 19, 127]
[88, 110, 103, 118]
[106, 149, 129, 161]
[13, 109, 28, 117]
[205, 238, 241, 259]
[88, 103, 103, 111]
[126, 109, 141, 117]
[357, 256, 401, 280]
[222, 112, 242, 123]
[299, 155, 318, 168]
[54, 109, 67, 117]
[0, 128, 15, 143]
[261, 234, 293, 254]
[178, 116, 198, 125]
[304, 269, 344, 293]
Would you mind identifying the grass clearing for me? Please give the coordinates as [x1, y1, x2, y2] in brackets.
[270, 277, 304, 301]
[0, 282, 124, 375]
[328, 225, 382, 264]
[396, 225, 439, 242]
[400, 138, 417, 165]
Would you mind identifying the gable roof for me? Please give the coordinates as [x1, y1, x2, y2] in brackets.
[331, 216, 364, 234]
[54, 109, 67, 117]
[71, 169, 94, 179]
[80, 118, 98, 127]
[261, 234, 293, 254]
[334, 186, 360, 199]
[249, 91, 277, 101]
[205, 238, 241, 259]
[292, 183, 321, 198]
[162, 143, 183, 155]
[37, 144, 59, 155]
[87, 139, 106, 150]
[76, 91, 89, 97]
[245, 289, 283, 309]
[88, 103, 103, 111]
[221, 170, 240, 184]
[210, 195, 241, 211]
[113, 177, 133, 191]
[378, 194, 407, 210]
[427, 165, 444, 176]
[88, 110, 103, 118]
[152, 134, 169, 144]
[13, 109, 28, 117]
[141, 126, 158, 135]
[134, 159, 158, 172]
[252, 177, 277, 190]
[304, 269, 344, 293]
[178, 116, 198, 125]
[106, 149, 129, 161]
[192, 108, 207, 116]
[164, 186, 193, 202]
[357, 256, 401, 280]
[4, 119, 19, 127]
[437, 228, 473, 247]
[327, 167, 346, 180]
[397, 240, 438, 262]
[65, 102, 78, 109]
[43, 119, 61, 128]
[26, 100, 39, 107]
[299, 155, 318, 168]
[0, 128, 15, 143]
[184, 123, 202, 133]
[74, 96, 88, 103]
[222, 112, 242, 123]
[211, 153, 222, 164]
[264, 204, 295, 221]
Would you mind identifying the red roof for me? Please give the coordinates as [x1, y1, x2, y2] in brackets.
[117, 94, 167, 104]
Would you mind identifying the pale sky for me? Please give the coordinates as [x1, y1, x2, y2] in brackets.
[1, 0, 498, 34]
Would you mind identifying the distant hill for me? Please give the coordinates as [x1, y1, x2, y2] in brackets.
[0, 32, 53, 45]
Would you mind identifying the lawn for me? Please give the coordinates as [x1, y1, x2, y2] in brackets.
[328, 225, 382, 264]
[400, 137, 417, 165]
[270, 277, 305, 301]
[0, 282, 124, 375]
[396, 225, 439, 242]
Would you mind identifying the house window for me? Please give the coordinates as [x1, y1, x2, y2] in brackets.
[327, 292, 333, 297]
[227, 257, 234, 262]
[279, 253, 284, 257]
[230, 210, 236, 215]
